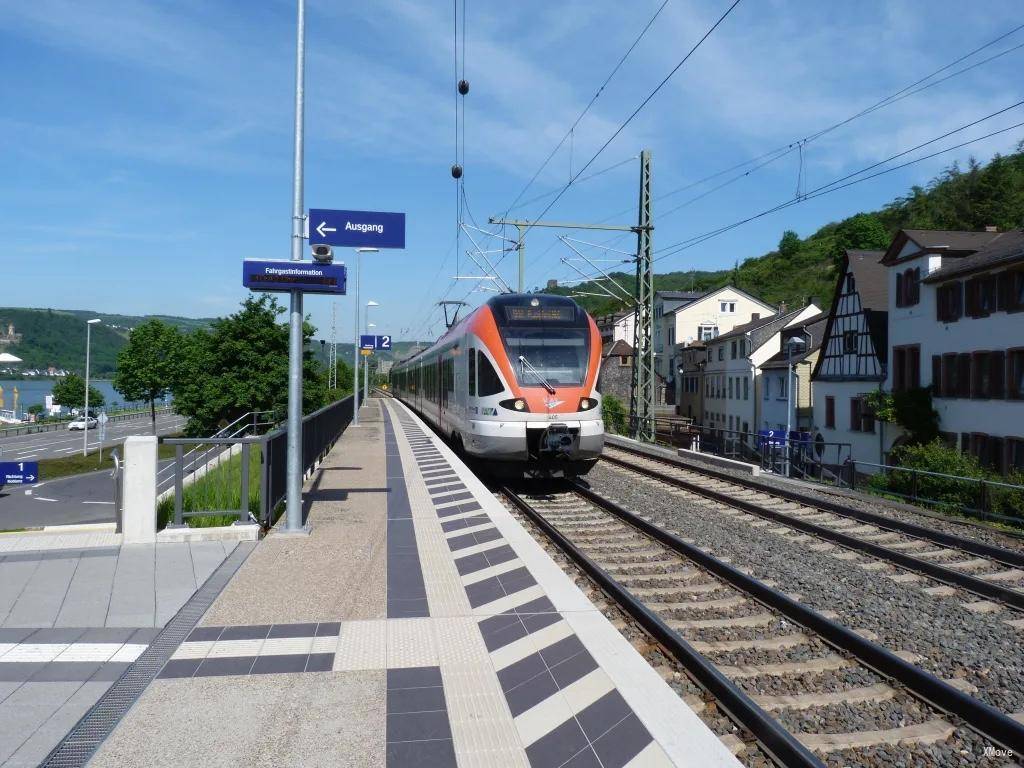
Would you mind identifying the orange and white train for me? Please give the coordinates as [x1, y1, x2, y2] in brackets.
[390, 294, 605, 477]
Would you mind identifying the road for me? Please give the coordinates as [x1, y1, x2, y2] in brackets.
[0, 411, 187, 462]
[0, 443, 231, 530]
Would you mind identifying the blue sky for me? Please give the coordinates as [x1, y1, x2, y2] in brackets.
[2, 0, 1022, 343]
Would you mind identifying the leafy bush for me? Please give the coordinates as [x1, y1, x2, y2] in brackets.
[602, 394, 627, 435]
[868, 440, 1024, 521]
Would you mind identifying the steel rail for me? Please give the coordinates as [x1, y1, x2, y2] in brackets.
[601, 450, 1024, 612]
[566, 482, 1024, 755]
[500, 485, 827, 768]
[605, 439, 1024, 566]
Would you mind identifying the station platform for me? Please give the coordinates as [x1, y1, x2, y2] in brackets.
[60, 398, 739, 768]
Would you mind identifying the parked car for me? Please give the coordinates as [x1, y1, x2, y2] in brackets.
[68, 416, 98, 431]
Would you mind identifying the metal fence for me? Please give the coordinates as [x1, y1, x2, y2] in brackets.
[0, 405, 175, 439]
[158, 396, 354, 528]
[849, 459, 1024, 523]
[625, 416, 854, 485]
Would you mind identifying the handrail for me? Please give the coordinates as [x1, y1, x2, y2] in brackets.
[853, 459, 1024, 491]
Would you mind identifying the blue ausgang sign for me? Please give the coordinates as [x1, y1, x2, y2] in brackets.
[0, 461, 39, 486]
[309, 209, 406, 249]
[243, 260, 347, 295]
[360, 334, 392, 350]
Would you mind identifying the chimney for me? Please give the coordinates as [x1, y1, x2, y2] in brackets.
[984, 226, 998, 233]
[751, 313, 760, 321]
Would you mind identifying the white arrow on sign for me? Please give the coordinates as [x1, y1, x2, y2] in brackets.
[25, 475, 35, 481]
[316, 221, 337, 238]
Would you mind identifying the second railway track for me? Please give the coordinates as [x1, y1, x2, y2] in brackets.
[601, 443, 1024, 617]
[500, 483, 1024, 767]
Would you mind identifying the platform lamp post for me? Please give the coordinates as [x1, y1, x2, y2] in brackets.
[352, 247, 379, 424]
[784, 334, 808, 477]
[83, 318, 101, 457]
[365, 303, 379, 400]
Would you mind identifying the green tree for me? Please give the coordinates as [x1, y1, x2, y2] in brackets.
[778, 230, 801, 259]
[833, 213, 889, 254]
[113, 319, 181, 435]
[171, 296, 328, 436]
[52, 373, 105, 412]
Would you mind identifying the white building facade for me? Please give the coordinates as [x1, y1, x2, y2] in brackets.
[882, 229, 1024, 474]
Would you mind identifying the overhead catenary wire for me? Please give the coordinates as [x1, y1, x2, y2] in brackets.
[652, 102, 1024, 264]
[587, 22, 1024, 230]
[495, 0, 672, 221]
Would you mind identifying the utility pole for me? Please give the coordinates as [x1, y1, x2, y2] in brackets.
[329, 301, 337, 390]
[631, 149, 654, 442]
[489, 149, 654, 441]
[284, 0, 306, 533]
[515, 224, 525, 292]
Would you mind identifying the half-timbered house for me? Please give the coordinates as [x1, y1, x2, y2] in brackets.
[811, 250, 889, 467]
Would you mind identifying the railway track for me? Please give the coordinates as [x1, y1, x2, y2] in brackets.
[601, 443, 1024, 619]
[500, 483, 1024, 767]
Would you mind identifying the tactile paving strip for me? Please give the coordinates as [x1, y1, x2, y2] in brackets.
[38, 541, 256, 768]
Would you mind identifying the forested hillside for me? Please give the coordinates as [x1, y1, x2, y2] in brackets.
[545, 146, 1024, 316]
[0, 308, 216, 375]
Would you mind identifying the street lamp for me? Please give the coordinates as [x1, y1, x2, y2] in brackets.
[352, 247, 379, 425]
[83, 318, 101, 456]
[365, 302, 380, 402]
[784, 333, 809, 476]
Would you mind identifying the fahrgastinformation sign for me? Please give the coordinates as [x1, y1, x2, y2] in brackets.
[309, 209, 406, 249]
[243, 259, 347, 295]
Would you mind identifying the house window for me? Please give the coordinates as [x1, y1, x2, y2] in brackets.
[730, 341, 737, 359]
[777, 374, 787, 399]
[842, 330, 857, 354]
[743, 376, 749, 400]
[896, 267, 921, 307]
[971, 352, 992, 399]
[718, 346, 724, 361]
[668, 327, 675, 346]
[825, 396, 835, 428]
[698, 324, 718, 341]
[966, 275, 999, 318]
[763, 378, 770, 399]
[849, 397, 875, 433]
[936, 281, 963, 322]
[728, 378, 733, 399]
[892, 345, 920, 392]
[1009, 348, 1024, 399]
[720, 301, 736, 314]
[618, 355, 629, 366]
[845, 273, 855, 292]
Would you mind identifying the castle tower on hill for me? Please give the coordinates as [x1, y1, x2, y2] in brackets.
[0, 323, 22, 346]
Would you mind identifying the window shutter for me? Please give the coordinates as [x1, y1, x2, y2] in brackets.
[895, 273, 903, 307]
[932, 355, 942, 396]
[991, 351, 1005, 399]
[825, 396, 835, 428]
[909, 346, 920, 388]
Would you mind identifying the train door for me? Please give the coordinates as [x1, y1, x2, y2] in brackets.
[438, 354, 445, 432]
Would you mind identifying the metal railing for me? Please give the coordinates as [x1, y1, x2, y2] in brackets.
[625, 416, 854, 485]
[849, 459, 1024, 523]
[158, 397, 353, 528]
[0, 405, 176, 439]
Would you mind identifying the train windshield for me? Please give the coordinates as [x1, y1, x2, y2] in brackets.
[501, 328, 590, 387]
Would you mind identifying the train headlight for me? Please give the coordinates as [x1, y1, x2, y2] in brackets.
[578, 397, 598, 411]
[499, 398, 529, 412]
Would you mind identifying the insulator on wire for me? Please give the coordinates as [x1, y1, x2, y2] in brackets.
[451, 164, 463, 179]
[458, 79, 469, 95]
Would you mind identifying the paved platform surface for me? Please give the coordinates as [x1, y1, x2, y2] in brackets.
[80, 399, 739, 768]
[0, 533, 234, 767]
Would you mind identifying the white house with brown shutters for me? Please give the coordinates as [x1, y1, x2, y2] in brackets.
[881, 228, 1024, 475]
[810, 249, 889, 467]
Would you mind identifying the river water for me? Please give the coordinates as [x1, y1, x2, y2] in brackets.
[0, 379, 155, 412]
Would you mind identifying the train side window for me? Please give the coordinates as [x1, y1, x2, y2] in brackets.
[468, 347, 476, 396]
[477, 350, 504, 396]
